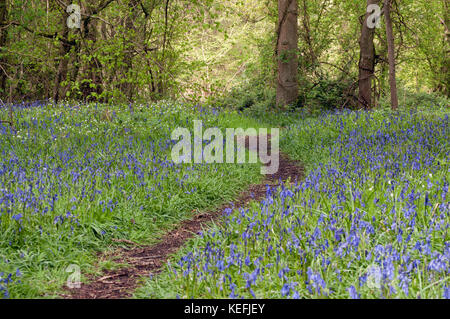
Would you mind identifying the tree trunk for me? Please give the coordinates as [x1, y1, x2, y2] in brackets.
[156, 0, 170, 99]
[358, 0, 379, 109]
[440, 0, 449, 96]
[300, 0, 316, 71]
[81, 22, 103, 101]
[53, 10, 71, 104]
[276, 0, 298, 107]
[120, 0, 139, 102]
[384, 0, 398, 110]
[0, 0, 8, 97]
[80, 3, 106, 102]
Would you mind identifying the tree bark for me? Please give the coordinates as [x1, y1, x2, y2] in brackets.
[0, 0, 8, 97]
[440, 0, 449, 96]
[53, 9, 71, 104]
[384, 0, 398, 110]
[358, 0, 379, 109]
[276, 0, 298, 107]
[300, 0, 316, 71]
[120, 0, 140, 102]
[157, 0, 170, 98]
[81, 17, 103, 102]
[0, 0, 12, 127]
[79, 1, 116, 102]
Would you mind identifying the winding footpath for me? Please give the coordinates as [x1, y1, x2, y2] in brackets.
[64, 134, 304, 299]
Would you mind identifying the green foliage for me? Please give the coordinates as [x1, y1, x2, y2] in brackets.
[303, 78, 356, 111]
[379, 88, 450, 109]
[1, 0, 447, 106]
[135, 106, 450, 299]
[213, 78, 275, 111]
[0, 101, 263, 298]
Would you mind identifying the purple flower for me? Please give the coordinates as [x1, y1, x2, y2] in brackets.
[348, 285, 360, 299]
[444, 285, 450, 299]
[12, 214, 22, 222]
[281, 283, 291, 297]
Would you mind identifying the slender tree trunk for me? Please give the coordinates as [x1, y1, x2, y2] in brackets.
[276, 0, 298, 107]
[384, 0, 398, 110]
[300, 0, 316, 71]
[121, 0, 139, 102]
[80, 2, 110, 102]
[440, 0, 449, 96]
[68, 41, 81, 99]
[81, 20, 103, 102]
[156, 0, 170, 98]
[358, 0, 379, 109]
[0, 0, 12, 129]
[53, 10, 71, 104]
[0, 0, 8, 97]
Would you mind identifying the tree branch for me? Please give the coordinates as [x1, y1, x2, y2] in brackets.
[9, 22, 75, 46]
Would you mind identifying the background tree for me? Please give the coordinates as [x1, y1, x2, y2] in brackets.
[358, 0, 379, 109]
[384, 0, 398, 110]
[276, 0, 298, 107]
[53, 6, 71, 104]
[0, 0, 447, 107]
[0, 0, 8, 97]
[439, 0, 449, 96]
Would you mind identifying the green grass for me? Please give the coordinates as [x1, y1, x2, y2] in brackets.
[0, 101, 264, 298]
[134, 106, 449, 299]
[1, 101, 448, 299]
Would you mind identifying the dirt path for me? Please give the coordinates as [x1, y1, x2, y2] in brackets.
[63, 135, 304, 299]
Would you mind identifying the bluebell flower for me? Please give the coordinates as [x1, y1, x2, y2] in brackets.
[281, 283, 291, 297]
[444, 286, 450, 299]
[348, 285, 360, 299]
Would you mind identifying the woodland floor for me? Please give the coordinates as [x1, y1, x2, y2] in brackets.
[63, 135, 304, 299]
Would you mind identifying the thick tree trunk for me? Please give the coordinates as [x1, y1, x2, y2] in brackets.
[53, 10, 71, 104]
[358, 0, 379, 109]
[276, 0, 298, 107]
[0, 0, 8, 97]
[384, 0, 398, 110]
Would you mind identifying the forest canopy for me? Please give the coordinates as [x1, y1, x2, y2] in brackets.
[0, 0, 448, 108]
